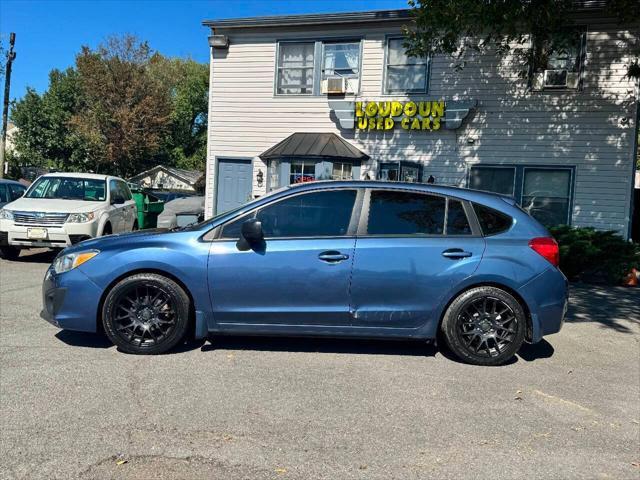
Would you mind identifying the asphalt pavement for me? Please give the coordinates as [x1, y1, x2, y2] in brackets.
[1, 249, 639, 479]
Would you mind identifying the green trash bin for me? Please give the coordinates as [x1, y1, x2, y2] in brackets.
[131, 189, 165, 229]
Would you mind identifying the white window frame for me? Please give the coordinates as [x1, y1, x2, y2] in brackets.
[382, 36, 431, 95]
[275, 41, 316, 96]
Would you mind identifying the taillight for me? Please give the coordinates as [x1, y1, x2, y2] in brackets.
[529, 237, 560, 267]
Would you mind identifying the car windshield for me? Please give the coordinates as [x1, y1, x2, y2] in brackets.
[25, 177, 107, 201]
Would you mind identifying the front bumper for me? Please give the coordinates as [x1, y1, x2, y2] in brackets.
[1, 219, 99, 248]
[41, 266, 103, 332]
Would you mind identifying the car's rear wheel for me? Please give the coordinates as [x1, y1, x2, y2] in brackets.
[102, 273, 190, 354]
[441, 286, 526, 366]
[0, 246, 21, 260]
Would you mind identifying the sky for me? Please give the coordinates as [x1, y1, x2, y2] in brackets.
[0, 0, 408, 101]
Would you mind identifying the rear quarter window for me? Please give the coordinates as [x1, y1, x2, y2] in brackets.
[473, 203, 513, 236]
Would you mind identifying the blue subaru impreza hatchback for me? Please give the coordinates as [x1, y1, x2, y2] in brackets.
[41, 181, 568, 365]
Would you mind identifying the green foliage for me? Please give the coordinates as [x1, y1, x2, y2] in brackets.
[9, 35, 208, 178]
[404, 0, 640, 79]
[549, 226, 639, 284]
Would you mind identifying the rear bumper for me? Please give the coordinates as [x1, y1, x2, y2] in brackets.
[41, 266, 103, 332]
[518, 267, 569, 343]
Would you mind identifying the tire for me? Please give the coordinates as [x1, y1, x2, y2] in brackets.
[102, 273, 191, 354]
[102, 223, 112, 236]
[132, 221, 139, 231]
[441, 286, 526, 366]
[0, 246, 21, 260]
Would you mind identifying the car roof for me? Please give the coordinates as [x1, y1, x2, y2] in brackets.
[39, 172, 115, 181]
[284, 180, 517, 205]
[0, 179, 24, 185]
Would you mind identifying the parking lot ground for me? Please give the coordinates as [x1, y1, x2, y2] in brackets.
[1, 249, 639, 479]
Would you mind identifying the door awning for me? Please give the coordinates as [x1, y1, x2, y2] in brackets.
[259, 132, 369, 161]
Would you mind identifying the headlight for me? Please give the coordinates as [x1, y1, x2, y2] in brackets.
[66, 212, 95, 223]
[0, 209, 14, 221]
[53, 249, 100, 274]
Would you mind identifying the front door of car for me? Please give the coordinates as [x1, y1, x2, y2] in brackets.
[349, 189, 485, 329]
[208, 189, 359, 329]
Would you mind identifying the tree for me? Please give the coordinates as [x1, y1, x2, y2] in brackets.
[10, 68, 87, 171]
[72, 35, 172, 177]
[149, 57, 209, 171]
[403, 0, 640, 80]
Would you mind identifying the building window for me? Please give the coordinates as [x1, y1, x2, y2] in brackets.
[289, 161, 316, 184]
[384, 37, 430, 94]
[379, 161, 422, 183]
[531, 30, 586, 91]
[522, 168, 572, 226]
[322, 42, 360, 79]
[276, 42, 315, 95]
[332, 162, 353, 180]
[468, 166, 516, 196]
[468, 165, 574, 227]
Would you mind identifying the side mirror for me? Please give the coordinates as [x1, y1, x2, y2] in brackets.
[241, 218, 264, 243]
[236, 218, 264, 251]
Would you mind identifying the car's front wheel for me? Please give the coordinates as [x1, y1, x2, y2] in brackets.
[441, 286, 526, 366]
[102, 273, 191, 354]
[0, 246, 21, 260]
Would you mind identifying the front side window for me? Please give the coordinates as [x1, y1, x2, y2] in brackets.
[522, 168, 572, 226]
[384, 37, 430, 94]
[469, 167, 516, 196]
[367, 190, 445, 235]
[289, 161, 316, 184]
[25, 177, 106, 201]
[276, 42, 315, 95]
[322, 42, 360, 79]
[257, 189, 357, 238]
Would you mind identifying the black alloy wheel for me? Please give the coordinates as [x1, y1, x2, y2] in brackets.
[102, 273, 190, 354]
[442, 286, 526, 366]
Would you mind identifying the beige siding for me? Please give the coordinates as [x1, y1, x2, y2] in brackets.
[205, 20, 638, 236]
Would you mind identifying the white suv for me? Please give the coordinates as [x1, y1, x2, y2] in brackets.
[0, 172, 137, 259]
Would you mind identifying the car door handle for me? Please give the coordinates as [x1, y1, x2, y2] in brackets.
[318, 251, 349, 263]
[442, 248, 472, 259]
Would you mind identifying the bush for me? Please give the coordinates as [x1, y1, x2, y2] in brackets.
[549, 226, 640, 284]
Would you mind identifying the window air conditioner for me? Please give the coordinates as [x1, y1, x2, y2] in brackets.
[321, 77, 347, 94]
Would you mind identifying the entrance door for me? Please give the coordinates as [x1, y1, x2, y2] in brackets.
[216, 158, 253, 214]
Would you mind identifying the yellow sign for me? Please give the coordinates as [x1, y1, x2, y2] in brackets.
[355, 100, 445, 131]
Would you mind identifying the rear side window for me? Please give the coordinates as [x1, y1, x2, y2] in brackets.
[446, 200, 471, 235]
[473, 203, 513, 236]
[367, 190, 445, 235]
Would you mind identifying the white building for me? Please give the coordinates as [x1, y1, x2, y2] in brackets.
[202, 8, 639, 238]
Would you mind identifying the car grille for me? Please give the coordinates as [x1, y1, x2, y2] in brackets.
[12, 211, 69, 226]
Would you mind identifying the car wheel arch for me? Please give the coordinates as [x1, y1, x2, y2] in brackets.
[96, 268, 196, 339]
[436, 281, 534, 343]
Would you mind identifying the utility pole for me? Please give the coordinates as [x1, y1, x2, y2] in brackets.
[0, 32, 16, 179]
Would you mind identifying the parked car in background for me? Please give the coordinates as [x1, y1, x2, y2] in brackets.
[40, 181, 567, 365]
[0, 179, 27, 209]
[0, 172, 137, 260]
[156, 196, 205, 229]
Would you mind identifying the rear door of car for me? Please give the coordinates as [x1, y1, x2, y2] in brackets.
[349, 188, 486, 329]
